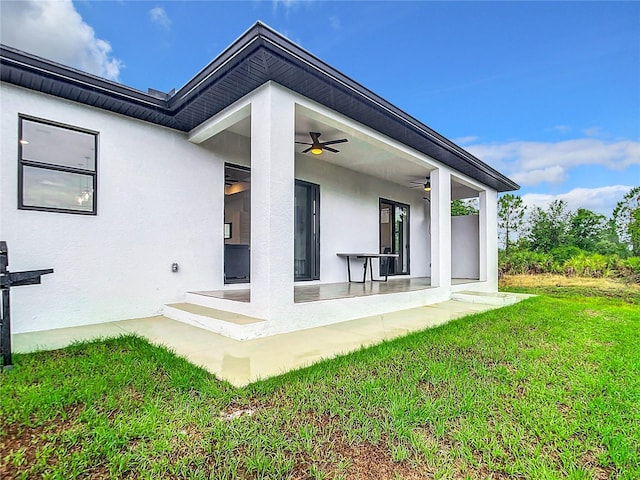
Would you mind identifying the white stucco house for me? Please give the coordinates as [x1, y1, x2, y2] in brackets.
[0, 23, 518, 340]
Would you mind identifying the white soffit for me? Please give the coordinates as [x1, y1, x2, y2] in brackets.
[188, 103, 251, 144]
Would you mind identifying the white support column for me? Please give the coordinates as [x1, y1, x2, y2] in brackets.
[250, 84, 296, 318]
[479, 190, 488, 282]
[430, 168, 451, 290]
[479, 189, 498, 290]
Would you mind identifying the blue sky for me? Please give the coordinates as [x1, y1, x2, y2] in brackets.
[2, 0, 638, 217]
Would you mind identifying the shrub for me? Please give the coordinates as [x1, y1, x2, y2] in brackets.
[618, 256, 640, 283]
[562, 253, 609, 278]
[551, 246, 583, 264]
[501, 248, 640, 284]
[500, 249, 554, 275]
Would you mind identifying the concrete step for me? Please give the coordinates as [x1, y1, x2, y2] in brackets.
[451, 290, 518, 306]
[162, 302, 265, 341]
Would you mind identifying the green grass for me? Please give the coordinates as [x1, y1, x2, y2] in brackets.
[1, 287, 639, 479]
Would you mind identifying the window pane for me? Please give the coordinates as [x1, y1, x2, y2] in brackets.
[22, 166, 94, 212]
[21, 119, 96, 171]
[294, 183, 310, 278]
[379, 200, 409, 275]
[294, 181, 320, 281]
[224, 165, 251, 283]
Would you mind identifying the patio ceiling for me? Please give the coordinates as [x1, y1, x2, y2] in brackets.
[220, 104, 431, 190]
[223, 106, 478, 201]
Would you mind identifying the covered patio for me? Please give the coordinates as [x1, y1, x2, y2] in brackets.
[191, 277, 481, 304]
[174, 81, 501, 340]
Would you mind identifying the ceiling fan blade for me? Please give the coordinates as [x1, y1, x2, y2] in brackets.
[320, 139, 348, 146]
[295, 141, 312, 145]
[323, 146, 340, 153]
[309, 132, 321, 143]
[302, 146, 313, 153]
[410, 177, 431, 184]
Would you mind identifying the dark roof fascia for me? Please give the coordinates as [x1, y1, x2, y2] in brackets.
[0, 44, 168, 110]
[0, 22, 519, 192]
[168, 24, 267, 110]
[167, 22, 518, 192]
[0, 44, 179, 128]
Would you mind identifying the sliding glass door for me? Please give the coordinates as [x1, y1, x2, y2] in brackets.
[223, 167, 320, 283]
[295, 180, 320, 281]
[224, 164, 251, 283]
[379, 199, 409, 275]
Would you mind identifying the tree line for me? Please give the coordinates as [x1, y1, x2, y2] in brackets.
[496, 186, 640, 281]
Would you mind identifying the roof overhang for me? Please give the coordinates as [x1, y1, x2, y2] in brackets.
[0, 22, 519, 192]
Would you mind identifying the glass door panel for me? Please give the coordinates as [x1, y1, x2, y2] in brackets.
[380, 201, 395, 275]
[379, 199, 409, 275]
[294, 180, 320, 281]
[224, 164, 251, 283]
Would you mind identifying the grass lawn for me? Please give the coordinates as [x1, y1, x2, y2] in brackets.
[1, 278, 639, 479]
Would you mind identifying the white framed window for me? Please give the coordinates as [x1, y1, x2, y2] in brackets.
[18, 115, 98, 215]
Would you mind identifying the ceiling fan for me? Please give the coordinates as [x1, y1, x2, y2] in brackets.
[410, 176, 432, 192]
[296, 132, 348, 155]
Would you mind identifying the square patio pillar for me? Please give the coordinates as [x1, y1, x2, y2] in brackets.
[430, 168, 451, 289]
[479, 189, 498, 289]
[250, 84, 295, 317]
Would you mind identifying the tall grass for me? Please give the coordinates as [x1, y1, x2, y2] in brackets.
[500, 249, 640, 283]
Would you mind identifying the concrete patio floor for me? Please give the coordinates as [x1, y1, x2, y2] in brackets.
[12, 295, 531, 386]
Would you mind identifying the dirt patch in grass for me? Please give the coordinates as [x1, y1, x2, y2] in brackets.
[281, 411, 431, 479]
[331, 439, 426, 479]
[578, 447, 612, 480]
[0, 406, 101, 480]
[1, 421, 46, 478]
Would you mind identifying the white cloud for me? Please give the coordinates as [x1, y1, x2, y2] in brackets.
[272, 0, 299, 12]
[583, 126, 601, 137]
[511, 165, 566, 186]
[550, 125, 571, 134]
[453, 135, 479, 145]
[329, 16, 341, 30]
[0, 0, 123, 80]
[272, 0, 315, 14]
[521, 185, 635, 217]
[466, 138, 640, 187]
[149, 6, 171, 31]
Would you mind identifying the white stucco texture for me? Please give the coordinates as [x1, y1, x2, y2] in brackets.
[1, 84, 222, 333]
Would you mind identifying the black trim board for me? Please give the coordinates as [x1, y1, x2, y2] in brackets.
[1, 22, 519, 193]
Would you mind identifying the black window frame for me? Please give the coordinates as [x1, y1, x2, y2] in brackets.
[294, 179, 320, 281]
[224, 163, 252, 284]
[379, 197, 410, 276]
[18, 114, 98, 215]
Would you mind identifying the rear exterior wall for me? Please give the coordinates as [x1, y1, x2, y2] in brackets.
[1, 84, 222, 333]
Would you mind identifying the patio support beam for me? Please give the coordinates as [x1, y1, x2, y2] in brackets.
[430, 168, 451, 290]
[479, 189, 498, 289]
[249, 83, 295, 317]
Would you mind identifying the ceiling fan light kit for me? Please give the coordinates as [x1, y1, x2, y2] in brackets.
[410, 176, 432, 192]
[296, 131, 348, 155]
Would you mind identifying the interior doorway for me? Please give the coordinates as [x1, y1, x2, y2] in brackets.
[224, 164, 251, 283]
[294, 180, 320, 281]
[379, 199, 410, 276]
